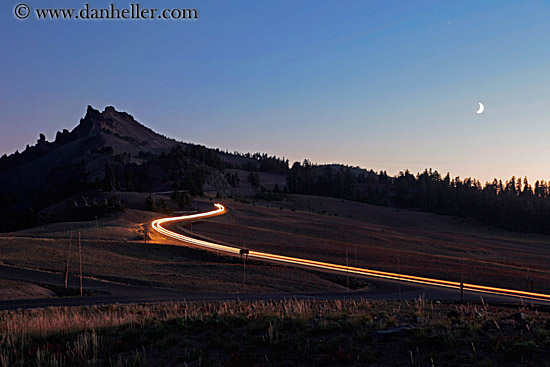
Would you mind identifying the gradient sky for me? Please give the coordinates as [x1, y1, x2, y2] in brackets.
[2, 0, 550, 183]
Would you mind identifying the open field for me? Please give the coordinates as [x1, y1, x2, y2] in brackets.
[0, 209, 348, 296]
[190, 195, 550, 294]
[1, 193, 549, 302]
[0, 279, 55, 301]
[0, 299, 548, 366]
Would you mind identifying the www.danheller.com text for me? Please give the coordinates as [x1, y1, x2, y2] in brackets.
[16, 3, 198, 20]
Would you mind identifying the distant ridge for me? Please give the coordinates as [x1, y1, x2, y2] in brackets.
[1, 105, 548, 236]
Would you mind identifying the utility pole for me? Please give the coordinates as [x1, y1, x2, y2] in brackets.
[354, 243, 357, 281]
[95, 216, 100, 244]
[526, 268, 534, 292]
[346, 250, 349, 290]
[460, 260, 464, 303]
[240, 247, 249, 293]
[79, 232, 83, 297]
[64, 230, 72, 289]
[398, 254, 401, 301]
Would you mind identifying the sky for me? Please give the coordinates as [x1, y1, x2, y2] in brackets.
[2, 0, 550, 183]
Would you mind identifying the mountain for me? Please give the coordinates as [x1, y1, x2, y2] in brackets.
[0, 105, 388, 231]
[2, 105, 549, 235]
[0, 106, 233, 230]
[72, 106, 176, 151]
[0, 106, 178, 196]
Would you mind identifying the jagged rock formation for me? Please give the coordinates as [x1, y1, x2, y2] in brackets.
[0, 106, 189, 230]
[0, 105, 274, 231]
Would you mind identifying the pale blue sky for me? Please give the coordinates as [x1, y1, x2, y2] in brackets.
[2, 0, 550, 182]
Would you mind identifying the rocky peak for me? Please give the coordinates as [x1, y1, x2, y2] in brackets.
[74, 105, 137, 138]
[71, 105, 176, 149]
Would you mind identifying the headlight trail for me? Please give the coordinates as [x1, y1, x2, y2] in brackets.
[151, 203, 550, 303]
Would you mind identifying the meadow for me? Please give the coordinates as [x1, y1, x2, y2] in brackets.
[0, 298, 548, 366]
[191, 195, 550, 294]
[0, 208, 346, 297]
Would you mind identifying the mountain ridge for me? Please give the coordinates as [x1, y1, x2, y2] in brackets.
[2, 106, 550, 236]
[0, 106, 201, 230]
[0, 105, 178, 176]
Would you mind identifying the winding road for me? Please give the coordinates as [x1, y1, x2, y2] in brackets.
[152, 203, 550, 305]
[1, 203, 549, 310]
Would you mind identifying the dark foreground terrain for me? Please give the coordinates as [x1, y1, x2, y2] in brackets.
[1, 299, 548, 367]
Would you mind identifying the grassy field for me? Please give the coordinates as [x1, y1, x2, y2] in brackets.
[0, 299, 548, 366]
[191, 195, 550, 294]
[0, 279, 55, 301]
[1, 193, 549, 299]
[0, 209, 347, 295]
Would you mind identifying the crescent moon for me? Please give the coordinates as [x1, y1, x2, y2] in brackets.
[476, 102, 485, 114]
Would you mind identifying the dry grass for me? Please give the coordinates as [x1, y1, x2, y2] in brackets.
[192, 196, 550, 293]
[0, 279, 56, 301]
[1, 195, 548, 297]
[0, 299, 548, 366]
[0, 210, 347, 295]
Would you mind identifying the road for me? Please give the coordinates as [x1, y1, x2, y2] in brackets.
[152, 203, 550, 305]
[1, 263, 546, 311]
[1, 203, 549, 310]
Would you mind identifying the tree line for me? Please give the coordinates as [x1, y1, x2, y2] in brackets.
[5, 133, 550, 235]
[392, 169, 550, 233]
[284, 160, 550, 234]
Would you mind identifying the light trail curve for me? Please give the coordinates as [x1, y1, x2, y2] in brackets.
[151, 203, 550, 303]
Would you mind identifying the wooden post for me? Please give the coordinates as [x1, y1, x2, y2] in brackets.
[354, 243, 357, 280]
[64, 230, 72, 289]
[346, 250, 349, 290]
[398, 254, 401, 300]
[460, 260, 464, 303]
[79, 232, 82, 297]
[240, 247, 249, 293]
[95, 216, 100, 244]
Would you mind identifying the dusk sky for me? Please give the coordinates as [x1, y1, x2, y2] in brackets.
[2, 0, 550, 183]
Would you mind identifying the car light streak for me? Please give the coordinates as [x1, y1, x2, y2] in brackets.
[151, 203, 550, 303]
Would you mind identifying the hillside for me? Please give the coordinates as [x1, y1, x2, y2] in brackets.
[0, 107, 216, 230]
[4, 105, 550, 236]
[191, 195, 550, 294]
[0, 106, 178, 197]
[0, 106, 293, 231]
